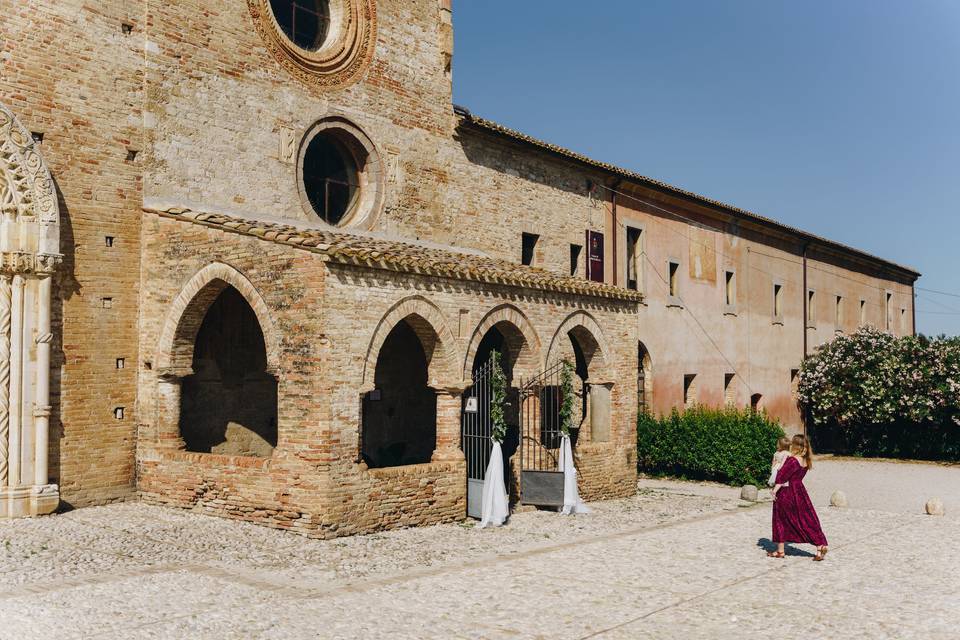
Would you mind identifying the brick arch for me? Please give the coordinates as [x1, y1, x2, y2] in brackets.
[545, 311, 613, 382]
[462, 304, 542, 380]
[155, 262, 281, 376]
[362, 296, 460, 387]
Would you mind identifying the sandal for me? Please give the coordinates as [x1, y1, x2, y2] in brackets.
[813, 546, 828, 562]
[766, 550, 784, 558]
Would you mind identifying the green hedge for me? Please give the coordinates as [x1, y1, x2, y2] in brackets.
[636, 405, 785, 487]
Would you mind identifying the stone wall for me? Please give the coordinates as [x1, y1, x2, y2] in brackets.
[2, 1, 144, 506]
[136, 214, 638, 536]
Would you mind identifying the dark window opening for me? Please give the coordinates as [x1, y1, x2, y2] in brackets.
[683, 374, 696, 407]
[181, 287, 278, 457]
[269, 0, 331, 51]
[725, 271, 735, 305]
[521, 232, 539, 267]
[303, 131, 360, 225]
[361, 320, 437, 468]
[751, 393, 763, 412]
[668, 261, 680, 298]
[626, 227, 642, 290]
[569, 244, 582, 277]
[774, 283, 783, 317]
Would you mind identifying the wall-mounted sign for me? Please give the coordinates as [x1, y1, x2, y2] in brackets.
[464, 397, 478, 413]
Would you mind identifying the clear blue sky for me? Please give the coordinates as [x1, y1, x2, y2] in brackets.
[452, 0, 960, 337]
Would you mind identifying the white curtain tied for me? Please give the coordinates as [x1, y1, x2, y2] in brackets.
[559, 434, 590, 515]
[477, 441, 509, 528]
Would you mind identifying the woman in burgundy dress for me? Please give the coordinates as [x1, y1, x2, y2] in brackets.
[767, 434, 829, 561]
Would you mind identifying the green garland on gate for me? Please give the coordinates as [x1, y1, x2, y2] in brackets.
[559, 359, 575, 437]
[491, 350, 507, 444]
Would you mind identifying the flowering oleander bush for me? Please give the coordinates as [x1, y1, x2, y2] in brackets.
[636, 405, 785, 487]
[798, 328, 960, 459]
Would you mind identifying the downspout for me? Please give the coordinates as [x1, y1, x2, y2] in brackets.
[611, 181, 620, 286]
[911, 282, 917, 336]
[801, 241, 810, 438]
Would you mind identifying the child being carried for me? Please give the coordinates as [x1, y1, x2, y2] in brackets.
[768, 436, 792, 488]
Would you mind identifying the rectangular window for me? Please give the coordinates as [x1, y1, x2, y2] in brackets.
[569, 243, 582, 277]
[885, 292, 893, 330]
[683, 374, 697, 408]
[724, 271, 735, 306]
[860, 299, 867, 326]
[668, 261, 680, 298]
[521, 232, 539, 267]
[773, 283, 783, 319]
[901, 307, 907, 332]
[807, 290, 816, 325]
[626, 227, 642, 291]
[835, 295, 843, 330]
[723, 373, 736, 405]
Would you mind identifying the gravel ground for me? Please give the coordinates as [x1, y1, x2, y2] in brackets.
[1, 464, 957, 639]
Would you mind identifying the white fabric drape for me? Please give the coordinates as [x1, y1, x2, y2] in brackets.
[559, 434, 590, 515]
[477, 441, 509, 528]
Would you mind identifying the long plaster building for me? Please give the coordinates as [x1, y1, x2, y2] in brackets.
[0, 0, 918, 531]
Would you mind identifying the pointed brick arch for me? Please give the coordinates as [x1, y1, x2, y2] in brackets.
[463, 304, 542, 380]
[362, 296, 459, 387]
[156, 263, 281, 376]
[545, 311, 613, 382]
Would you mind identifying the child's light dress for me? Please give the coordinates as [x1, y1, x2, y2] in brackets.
[768, 449, 790, 487]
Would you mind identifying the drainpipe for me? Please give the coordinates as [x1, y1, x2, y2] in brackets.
[801, 242, 810, 438]
[911, 282, 917, 336]
[611, 180, 621, 286]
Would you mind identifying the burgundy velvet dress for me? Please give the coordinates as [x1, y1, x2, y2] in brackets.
[772, 456, 828, 547]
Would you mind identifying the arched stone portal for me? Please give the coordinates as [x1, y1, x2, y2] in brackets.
[362, 297, 462, 467]
[0, 102, 63, 518]
[545, 312, 614, 444]
[154, 263, 280, 457]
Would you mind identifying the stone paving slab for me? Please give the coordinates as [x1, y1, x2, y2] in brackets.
[1, 484, 957, 639]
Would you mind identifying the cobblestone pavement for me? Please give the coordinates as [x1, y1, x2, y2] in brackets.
[1, 487, 957, 640]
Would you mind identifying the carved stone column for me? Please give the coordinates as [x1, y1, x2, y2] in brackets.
[0, 275, 9, 487]
[431, 382, 468, 462]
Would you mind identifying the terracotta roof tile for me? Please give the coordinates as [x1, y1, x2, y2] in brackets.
[147, 207, 643, 303]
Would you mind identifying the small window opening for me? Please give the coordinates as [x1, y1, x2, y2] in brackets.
[835, 295, 843, 329]
[723, 373, 735, 405]
[121, 22, 134, 35]
[521, 232, 539, 267]
[859, 299, 867, 326]
[683, 374, 697, 408]
[31, 132, 43, 144]
[268, 0, 331, 51]
[126, 149, 139, 162]
[668, 261, 680, 298]
[569, 243, 582, 277]
[750, 393, 762, 412]
[116, 358, 125, 369]
[724, 271, 735, 306]
[626, 227, 642, 290]
[773, 284, 783, 318]
[105, 236, 115, 247]
[101, 297, 113, 309]
[114, 407, 125, 420]
[303, 130, 361, 226]
[885, 292, 893, 330]
[807, 290, 816, 324]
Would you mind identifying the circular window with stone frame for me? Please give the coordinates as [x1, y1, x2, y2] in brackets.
[296, 118, 384, 229]
[249, 0, 377, 91]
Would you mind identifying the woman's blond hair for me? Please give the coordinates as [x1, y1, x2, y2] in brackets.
[790, 434, 813, 468]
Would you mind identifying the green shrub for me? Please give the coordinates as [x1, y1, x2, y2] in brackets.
[636, 405, 785, 487]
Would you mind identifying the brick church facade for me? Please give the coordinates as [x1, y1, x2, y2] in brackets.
[1, 1, 917, 531]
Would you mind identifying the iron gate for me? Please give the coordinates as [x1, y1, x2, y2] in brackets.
[461, 355, 496, 519]
[518, 360, 567, 506]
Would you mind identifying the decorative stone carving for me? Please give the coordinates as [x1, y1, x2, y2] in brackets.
[248, 0, 377, 92]
[0, 102, 62, 518]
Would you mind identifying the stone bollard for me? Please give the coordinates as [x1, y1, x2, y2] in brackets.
[740, 485, 758, 502]
[830, 490, 848, 508]
[925, 498, 945, 516]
